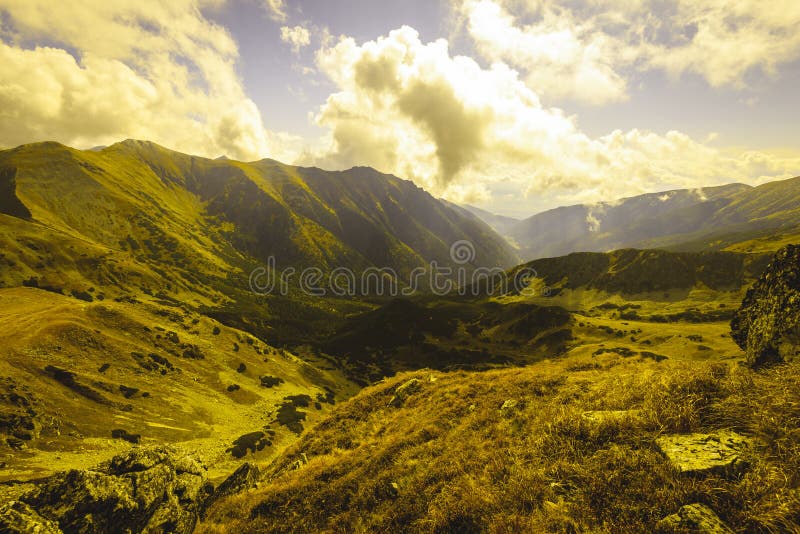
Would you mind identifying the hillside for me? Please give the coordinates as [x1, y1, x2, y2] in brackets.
[0, 286, 356, 487]
[508, 180, 800, 260]
[0, 140, 517, 299]
[200, 357, 800, 533]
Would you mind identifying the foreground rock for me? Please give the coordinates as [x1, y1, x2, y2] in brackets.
[202, 462, 261, 512]
[731, 244, 800, 367]
[655, 503, 734, 533]
[17, 446, 210, 533]
[388, 378, 421, 408]
[0, 500, 62, 533]
[656, 431, 751, 476]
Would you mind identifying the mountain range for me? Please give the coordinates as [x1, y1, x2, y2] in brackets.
[467, 179, 800, 260]
[2, 139, 800, 533]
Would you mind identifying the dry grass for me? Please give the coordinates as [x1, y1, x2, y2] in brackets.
[199, 354, 800, 533]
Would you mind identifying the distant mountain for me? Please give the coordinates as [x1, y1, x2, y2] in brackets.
[0, 140, 517, 303]
[508, 179, 800, 260]
[459, 204, 520, 237]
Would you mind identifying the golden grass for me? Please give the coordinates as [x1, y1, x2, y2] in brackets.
[200, 354, 800, 533]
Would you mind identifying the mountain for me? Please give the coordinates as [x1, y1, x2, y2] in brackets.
[0, 140, 517, 301]
[508, 179, 800, 260]
[460, 204, 521, 237]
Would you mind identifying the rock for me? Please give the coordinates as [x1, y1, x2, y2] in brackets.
[500, 399, 518, 413]
[0, 501, 62, 533]
[655, 503, 734, 533]
[388, 378, 421, 408]
[20, 445, 210, 534]
[731, 245, 800, 367]
[656, 431, 751, 476]
[110, 428, 141, 444]
[581, 410, 641, 424]
[203, 462, 261, 512]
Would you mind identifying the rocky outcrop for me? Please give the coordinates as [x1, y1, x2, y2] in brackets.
[655, 503, 734, 533]
[202, 462, 261, 512]
[388, 378, 421, 408]
[18, 446, 210, 533]
[656, 431, 751, 476]
[0, 500, 62, 533]
[731, 244, 800, 367]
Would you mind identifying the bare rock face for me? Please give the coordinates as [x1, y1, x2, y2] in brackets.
[656, 431, 751, 476]
[0, 500, 62, 533]
[18, 446, 210, 534]
[731, 244, 800, 367]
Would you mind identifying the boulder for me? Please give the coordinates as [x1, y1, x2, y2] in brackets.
[204, 462, 261, 510]
[656, 431, 751, 476]
[731, 245, 800, 367]
[388, 378, 421, 408]
[0, 501, 62, 534]
[19, 445, 210, 533]
[655, 503, 734, 533]
[499, 399, 519, 414]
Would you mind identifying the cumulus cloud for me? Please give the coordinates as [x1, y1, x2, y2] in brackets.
[459, 0, 628, 105]
[0, 0, 300, 161]
[454, 0, 800, 103]
[308, 26, 799, 213]
[280, 25, 311, 53]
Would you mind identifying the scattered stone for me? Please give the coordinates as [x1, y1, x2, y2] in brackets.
[655, 503, 734, 533]
[97, 363, 110, 373]
[236, 363, 246, 373]
[388, 378, 421, 408]
[500, 399, 518, 413]
[656, 431, 751, 476]
[20, 446, 209, 534]
[227, 384, 240, 392]
[111, 428, 141, 444]
[731, 244, 800, 367]
[0, 500, 62, 534]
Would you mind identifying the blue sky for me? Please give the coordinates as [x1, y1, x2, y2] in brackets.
[0, 0, 798, 216]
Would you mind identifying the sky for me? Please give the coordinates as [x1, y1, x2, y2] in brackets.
[0, 0, 798, 217]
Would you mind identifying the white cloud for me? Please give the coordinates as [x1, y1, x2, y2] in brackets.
[0, 0, 301, 162]
[454, 0, 800, 103]
[308, 26, 800, 214]
[280, 25, 311, 53]
[262, 0, 287, 22]
[459, 0, 628, 105]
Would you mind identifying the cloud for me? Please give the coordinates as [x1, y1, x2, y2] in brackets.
[453, 0, 800, 102]
[308, 26, 799, 214]
[262, 0, 287, 22]
[458, 0, 628, 105]
[0, 0, 300, 161]
[280, 25, 311, 53]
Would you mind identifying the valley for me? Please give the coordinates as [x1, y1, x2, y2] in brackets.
[0, 140, 797, 533]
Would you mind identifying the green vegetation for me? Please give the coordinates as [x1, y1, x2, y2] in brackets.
[201, 356, 800, 533]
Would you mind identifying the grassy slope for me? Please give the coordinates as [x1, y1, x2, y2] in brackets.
[0, 287, 358, 486]
[201, 355, 800, 533]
